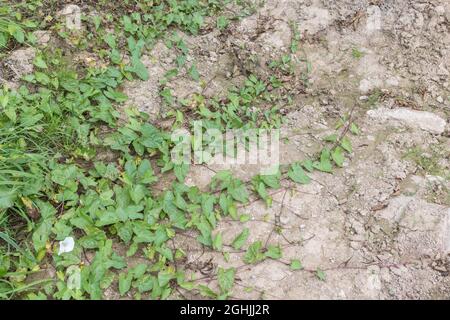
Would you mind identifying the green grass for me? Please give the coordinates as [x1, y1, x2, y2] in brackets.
[403, 146, 449, 178]
[366, 88, 383, 107]
[351, 47, 364, 59]
[0, 2, 27, 48]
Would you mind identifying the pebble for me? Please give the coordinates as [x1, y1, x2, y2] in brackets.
[367, 108, 447, 135]
[435, 5, 445, 15]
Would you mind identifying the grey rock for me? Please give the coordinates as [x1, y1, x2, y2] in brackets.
[367, 108, 446, 134]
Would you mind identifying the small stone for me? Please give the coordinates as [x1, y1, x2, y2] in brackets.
[367, 108, 447, 134]
[433, 265, 447, 272]
[386, 76, 399, 87]
[209, 51, 218, 62]
[359, 77, 383, 93]
[33, 30, 51, 46]
[4, 47, 36, 80]
[59, 5, 81, 31]
[435, 5, 445, 15]
[366, 6, 382, 31]
[350, 241, 362, 250]
[390, 267, 404, 277]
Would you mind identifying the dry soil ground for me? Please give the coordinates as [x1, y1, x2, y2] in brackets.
[3, 0, 450, 299]
[171, 0, 450, 299]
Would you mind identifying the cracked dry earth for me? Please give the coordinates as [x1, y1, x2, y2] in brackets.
[6, 0, 449, 300]
[127, 0, 450, 299]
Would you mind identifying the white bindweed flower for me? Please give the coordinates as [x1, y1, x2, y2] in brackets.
[58, 237, 75, 255]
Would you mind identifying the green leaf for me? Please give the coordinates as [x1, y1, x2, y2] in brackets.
[323, 134, 338, 142]
[341, 137, 353, 153]
[160, 88, 174, 105]
[117, 223, 133, 244]
[192, 12, 204, 27]
[232, 228, 249, 250]
[260, 172, 281, 189]
[217, 16, 229, 30]
[0, 188, 16, 209]
[131, 264, 147, 279]
[163, 191, 187, 229]
[316, 268, 326, 281]
[118, 272, 133, 296]
[110, 49, 122, 64]
[211, 170, 232, 190]
[0, 93, 9, 108]
[96, 211, 119, 227]
[4, 107, 16, 123]
[188, 64, 200, 81]
[31, 201, 56, 252]
[239, 214, 251, 222]
[288, 163, 311, 184]
[136, 160, 157, 185]
[217, 267, 235, 294]
[37, 201, 56, 220]
[178, 280, 195, 291]
[229, 183, 249, 203]
[35, 72, 50, 85]
[158, 271, 173, 287]
[163, 68, 178, 81]
[302, 159, 314, 172]
[350, 123, 360, 135]
[264, 245, 282, 259]
[126, 242, 139, 257]
[244, 241, 265, 264]
[219, 193, 230, 215]
[0, 33, 8, 47]
[212, 232, 223, 251]
[254, 181, 268, 201]
[10, 26, 24, 43]
[92, 16, 101, 30]
[131, 56, 149, 81]
[154, 227, 169, 246]
[160, 247, 175, 265]
[123, 16, 134, 33]
[331, 146, 345, 167]
[60, 77, 79, 92]
[78, 231, 106, 249]
[313, 149, 333, 173]
[104, 33, 116, 48]
[32, 221, 52, 252]
[137, 275, 154, 293]
[174, 163, 189, 183]
[228, 202, 238, 220]
[33, 56, 48, 69]
[290, 259, 303, 270]
[129, 184, 147, 204]
[195, 220, 212, 246]
[104, 87, 128, 102]
[0, 256, 9, 277]
[198, 285, 217, 298]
